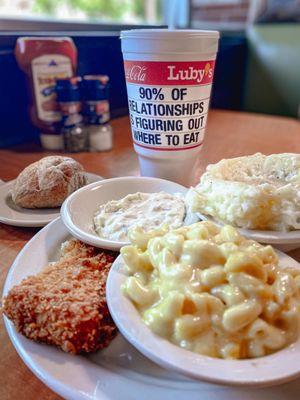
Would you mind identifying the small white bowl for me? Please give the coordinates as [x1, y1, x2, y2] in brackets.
[198, 213, 300, 252]
[61, 176, 188, 251]
[107, 251, 300, 387]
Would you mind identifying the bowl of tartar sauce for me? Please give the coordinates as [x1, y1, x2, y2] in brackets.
[61, 176, 188, 250]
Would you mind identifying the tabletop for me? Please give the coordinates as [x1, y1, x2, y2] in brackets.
[1, 109, 300, 400]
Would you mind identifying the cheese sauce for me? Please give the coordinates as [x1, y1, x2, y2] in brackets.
[93, 192, 185, 241]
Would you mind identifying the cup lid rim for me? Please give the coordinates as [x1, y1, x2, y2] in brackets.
[120, 29, 220, 40]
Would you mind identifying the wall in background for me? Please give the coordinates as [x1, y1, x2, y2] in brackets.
[244, 23, 300, 118]
[0, 32, 247, 147]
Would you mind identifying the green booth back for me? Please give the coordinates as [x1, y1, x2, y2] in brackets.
[244, 23, 300, 118]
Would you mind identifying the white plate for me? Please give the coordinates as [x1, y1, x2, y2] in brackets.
[0, 172, 103, 227]
[3, 218, 300, 399]
[107, 252, 300, 388]
[198, 213, 300, 252]
[61, 176, 188, 251]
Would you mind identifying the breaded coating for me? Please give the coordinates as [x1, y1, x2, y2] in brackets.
[2, 239, 118, 354]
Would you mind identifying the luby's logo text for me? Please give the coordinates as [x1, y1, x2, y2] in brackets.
[124, 60, 215, 85]
[167, 63, 213, 83]
[125, 64, 147, 82]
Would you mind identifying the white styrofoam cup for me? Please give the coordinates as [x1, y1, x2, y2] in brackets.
[121, 29, 219, 185]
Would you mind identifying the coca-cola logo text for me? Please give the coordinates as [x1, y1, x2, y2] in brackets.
[125, 65, 147, 82]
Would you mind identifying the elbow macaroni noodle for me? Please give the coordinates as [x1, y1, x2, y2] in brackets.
[121, 221, 300, 359]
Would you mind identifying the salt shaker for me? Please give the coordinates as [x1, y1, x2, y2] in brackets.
[55, 77, 89, 152]
[82, 75, 113, 151]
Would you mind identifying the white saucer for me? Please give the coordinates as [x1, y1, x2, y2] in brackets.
[0, 172, 102, 227]
[4, 217, 300, 399]
[198, 213, 300, 252]
[61, 176, 188, 251]
[107, 252, 300, 387]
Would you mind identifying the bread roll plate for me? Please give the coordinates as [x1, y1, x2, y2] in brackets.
[0, 173, 102, 227]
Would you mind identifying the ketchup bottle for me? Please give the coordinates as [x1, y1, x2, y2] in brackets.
[15, 37, 77, 150]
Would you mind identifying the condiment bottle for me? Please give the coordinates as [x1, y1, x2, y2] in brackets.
[55, 77, 88, 152]
[82, 75, 113, 152]
[14, 37, 77, 150]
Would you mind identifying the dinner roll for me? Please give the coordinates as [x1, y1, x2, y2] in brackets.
[12, 156, 87, 208]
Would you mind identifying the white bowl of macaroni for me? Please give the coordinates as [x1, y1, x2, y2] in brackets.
[188, 153, 300, 251]
[107, 221, 300, 386]
[61, 176, 188, 250]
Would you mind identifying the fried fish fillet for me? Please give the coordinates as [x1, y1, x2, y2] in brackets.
[2, 239, 118, 354]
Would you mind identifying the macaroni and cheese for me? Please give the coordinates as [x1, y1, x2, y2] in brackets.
[188, 153, 300, 231]
[122, 221, 300, 359]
